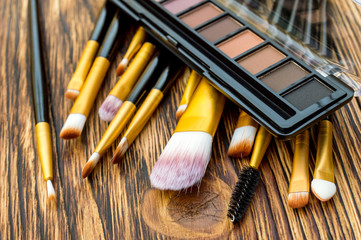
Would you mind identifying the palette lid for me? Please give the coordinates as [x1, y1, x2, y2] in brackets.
[218, 0, 361, 96]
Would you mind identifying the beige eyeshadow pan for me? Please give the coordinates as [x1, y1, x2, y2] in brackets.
[216, 30, 264, 58]
[238, 45, 285, 75]
[259, 61, 309, 92]
[179, 3, 223, 28]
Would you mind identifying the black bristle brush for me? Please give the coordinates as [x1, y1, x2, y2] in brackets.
[227, 126, 272, 223]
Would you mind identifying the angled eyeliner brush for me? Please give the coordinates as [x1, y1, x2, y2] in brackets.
[82, 51, 173, 178]
[112, 60, 184, 163]
[66, 1, 116, 100]
[60, 11, 124, 140]
[29, 0, 55, 202]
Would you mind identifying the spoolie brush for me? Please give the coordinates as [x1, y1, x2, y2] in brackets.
[150, 78, 226, 190]
[116, 26, 146, 76]
[311, 117, 336, 201]
[29, 0, 56, 203]
[175, 69, 201, 118]
[288, 130, 310, 208]
[228, 111, 259, 158]
[98, 42, 155, 121]
[227, 126, 272, 223]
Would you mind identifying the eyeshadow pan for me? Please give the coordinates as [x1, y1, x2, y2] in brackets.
[259, 61, 309, 92]
[284, 79, 334, 110]
[238, 45, 285, 75]
[179, 3, 223, 28]
[197, 16, 242, 42]
[162, 0, 203, 14]
[216, 30, 264, 58]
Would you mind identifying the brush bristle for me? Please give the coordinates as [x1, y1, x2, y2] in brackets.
[47, 180, 56, 202]
[288, 192, 309, 208]
[116, 58, 129, 76]
[175, 104, 187, 118]
[59, 113, 86, 139]
[65, 89, 80, 100]
[227, 166, 260, 223]
[98, 95, 123, 121]
[228, 126, 258, 158]
[112, 137, 128, 164]
[311, 179, 336, 201]
[82, 152, 101, 178]
[150, 131, 213, 191]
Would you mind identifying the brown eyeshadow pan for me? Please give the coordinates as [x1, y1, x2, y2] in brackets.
[216, 30, 264, 58]
[197, 16, 242, 42]
[179, 3, 223, 28]
[259, 61, 309, 92]
[238, 45, 285, 75]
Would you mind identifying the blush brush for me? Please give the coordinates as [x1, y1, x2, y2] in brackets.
[227, 126, 272, 223]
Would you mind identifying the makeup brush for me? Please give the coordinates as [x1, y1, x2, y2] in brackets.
[228, 111, 259, 158]
[82, 51, 172, 178]
[227, 126, 272, 223]
[29, 0, 55, 201]
[116, 26, 147, 76]
[175, 69, 201, 118]
[288, 130, 310, 208]
[311, 116, 336, 201]
[98, 42, 155, 121]
[112, 61, 184, 164]
[150, 78, 226, 190]
[60, 12, 124, 140]
[65, 1, 116, 100]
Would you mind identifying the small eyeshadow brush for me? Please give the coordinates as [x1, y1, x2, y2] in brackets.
[116, 26, 147, 76]
[175, 69, 201, 118]
[29, 0, 55, 202]
[82, 51, 172, 178]
[311, 116, 336, 201]
[65, 1, 116, 100]
[228, 111, 259, 158]
[288, 130, 310, 208]
[227, 126, 272, 223]
[98, 42, 155, 121]
[60, 12, 124, 140]
[150, 78, 226, 191]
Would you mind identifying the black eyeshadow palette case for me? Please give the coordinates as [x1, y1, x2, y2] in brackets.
[110, 0, 354, 139]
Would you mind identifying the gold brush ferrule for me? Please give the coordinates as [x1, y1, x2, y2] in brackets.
[94, 101, 136, 155]
[249, 126, 272, 169]
[67, 40, 99, 93]
[313, 120, 334, 183]
[35, 122, 53, 181]
[179, 69, 202, 106]
[124, 89, 163, 145]
[174, 78, 226, 137]
[236, 111, 259, 128]
[123, 27, 146, 60]
[70, 57, 110, 116]
[289, 130, 310, 193]
[110, 43, 155, 100]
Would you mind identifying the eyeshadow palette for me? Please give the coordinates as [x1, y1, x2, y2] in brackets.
[110, 0, 354, 138]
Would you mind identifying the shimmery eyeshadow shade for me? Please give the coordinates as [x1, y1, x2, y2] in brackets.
[179, 3, 223, 28]
[259, 61, 309, 92]
[162, 0, 203, 14]
[197, 16, 242, 42]
[238, 45, 285, 74]
[284, 79, 333, 110]
[216, 30, 263, 58]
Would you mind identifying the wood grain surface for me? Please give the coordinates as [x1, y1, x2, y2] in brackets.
[1, 0, 361, 239]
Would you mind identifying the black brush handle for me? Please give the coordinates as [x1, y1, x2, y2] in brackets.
[29, 0, 49, 123]
[90, 1, 117, 43]
[153, 58, 184, 93]
[98, 11, 124, 61]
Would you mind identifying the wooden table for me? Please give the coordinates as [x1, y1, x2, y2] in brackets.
[1, 0, 361, 239]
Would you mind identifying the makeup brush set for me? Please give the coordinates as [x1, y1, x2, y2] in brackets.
[29, 0, 358, 226]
